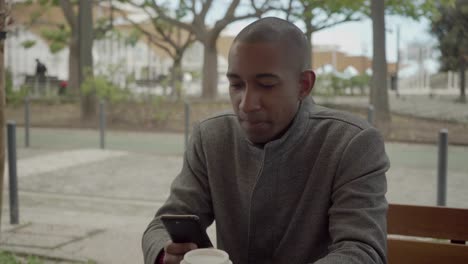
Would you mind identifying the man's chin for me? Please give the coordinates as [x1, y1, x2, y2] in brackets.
[244, 132, 271, 145]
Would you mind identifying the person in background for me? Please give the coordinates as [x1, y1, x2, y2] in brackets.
[35, 58, 47, 83]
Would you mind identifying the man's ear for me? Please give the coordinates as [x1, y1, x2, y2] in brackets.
[299, 70, 316, 99]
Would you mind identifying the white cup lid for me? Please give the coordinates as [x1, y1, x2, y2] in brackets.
[183, 248, 231, 264]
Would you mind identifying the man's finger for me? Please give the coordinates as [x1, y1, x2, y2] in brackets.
[164, 241, 198, 255]
[163, 254, 184, 264]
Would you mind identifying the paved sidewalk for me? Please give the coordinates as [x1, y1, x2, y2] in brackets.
[1, 130, 467, 263]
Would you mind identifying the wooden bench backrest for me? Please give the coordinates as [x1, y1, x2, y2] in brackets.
[387, 203, 468, 264]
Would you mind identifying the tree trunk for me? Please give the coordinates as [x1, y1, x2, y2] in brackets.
[459, 57, 466, 103]
[171, 56, 183, 100]
[0, 0, 6, 234]
[68, 32, 80, 95]
[305, 23, 313, 69]
[371, 0, 391, 131]
[79, 0, 95, 120]
[201, 38, 218, 99]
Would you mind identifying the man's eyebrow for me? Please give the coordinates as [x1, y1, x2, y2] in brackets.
[255, 73, 279, 79]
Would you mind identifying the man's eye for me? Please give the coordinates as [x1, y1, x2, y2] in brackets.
[229, 83, 243, 89]
[259, 83, 275, 89]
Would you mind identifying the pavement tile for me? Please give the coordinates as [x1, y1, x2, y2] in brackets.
[0, 223, 103, 250]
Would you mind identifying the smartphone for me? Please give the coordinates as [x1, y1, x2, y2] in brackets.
[160, 214, 213, 248]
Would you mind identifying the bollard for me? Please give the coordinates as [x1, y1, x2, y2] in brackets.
[24, 96, 30, 147]
[7, 121, 19, 224]
[99, 100, 106, 149]
[367, 105, 375, 125]
[184, 101, 190, 150]
[437, 129, 448, 206]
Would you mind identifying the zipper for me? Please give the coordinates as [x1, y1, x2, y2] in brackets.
[246, 147, 267, 264]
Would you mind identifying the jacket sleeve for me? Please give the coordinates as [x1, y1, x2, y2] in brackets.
[142, 124, 214, 264]
[314, 127, 390, 264]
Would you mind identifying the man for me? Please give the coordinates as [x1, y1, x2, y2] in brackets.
[143, 17, 389, 264]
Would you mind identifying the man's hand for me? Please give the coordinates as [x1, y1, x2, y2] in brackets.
[163, 240, 198, 264]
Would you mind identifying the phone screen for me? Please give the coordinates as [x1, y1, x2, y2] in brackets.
[160, 214, 213, 248]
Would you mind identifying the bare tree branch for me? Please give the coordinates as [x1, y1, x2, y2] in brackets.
[153, 19, 179, 48]
[199, 0, 213, 21]
[250, 0, 274, 16]
[146, 0, 196, 34]
[116, 2, 196, 60]
[185, 0, 196, 14]
[285, 0, 294, 20]
[148, 36, 175, 59]
[181, 33, 196, 51]
[222, 0, 240, 21]
[314, 14, 361, 32]
[59, 0, 77, 30]
[114, 8, 175, 57]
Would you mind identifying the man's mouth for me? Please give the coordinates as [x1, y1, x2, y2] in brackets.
[241, 119, 269, 130]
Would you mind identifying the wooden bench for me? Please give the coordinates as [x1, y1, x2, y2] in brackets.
[387, 203, 468, 264]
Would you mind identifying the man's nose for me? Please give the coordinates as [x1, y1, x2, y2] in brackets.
[239, 87, 261, 113]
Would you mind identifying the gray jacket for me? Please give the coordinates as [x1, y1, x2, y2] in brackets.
[142, 99, 389, 264]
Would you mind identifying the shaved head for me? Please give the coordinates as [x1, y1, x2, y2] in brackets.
[232, 17, 311, 73]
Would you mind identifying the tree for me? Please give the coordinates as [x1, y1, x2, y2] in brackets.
[117, 1, 196, 99]
[0, 0, 9, 235]
[370, 0, 390, 130]
[123, 0, 273, 99]
[366, 0, 445, 130]
[41, 1, 114, 95]
[282, 0, 366, 67]
[431, 0, 467, 103]
[282, 0, 440, 130]
[20, 0, 116, 119]
[78, 0, 96, 120]
[58, 0, 81, 98]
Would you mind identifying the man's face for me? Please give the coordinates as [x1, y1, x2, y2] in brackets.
[227, 41, 302, 144]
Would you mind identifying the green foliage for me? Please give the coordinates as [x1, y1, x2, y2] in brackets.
[6, 69, 29, 106]
[125, 29, 141, 47]
[0, 251, 19, 264]
[6, 68, 13, 94]
[189, 71, 201, 81]
[285, 0, 366, 32]
[7, 86, 30, 106]
[38, 0, 51, 5]
[151, 95, 170, 123]
[0, 251, 47, 264]
[81, 64, 132, 104]
[314, 73, 370, 96]
[21, 40, 36, 49]
[330, 74, 347, 95]
[350, 74, 371, 95]
[431, 0, 468, 71]
[81, 74, 131, 104]
[94, 15, 115, 40]
[41, 26, 70, 53]
[26, 255, 44, 264]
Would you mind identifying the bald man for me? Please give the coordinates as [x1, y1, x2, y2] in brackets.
[142, 17, 389, 264]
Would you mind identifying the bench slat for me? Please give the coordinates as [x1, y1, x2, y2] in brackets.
[388, 238, 468, 264]
[388, 203, 468, 241]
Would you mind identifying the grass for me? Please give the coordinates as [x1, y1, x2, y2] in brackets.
[0, 251, 96, 264]
[0, 251, 41, 264]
